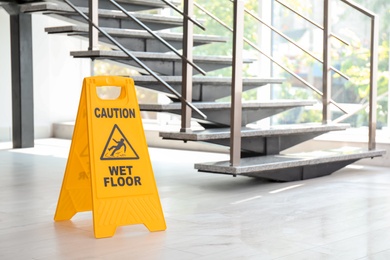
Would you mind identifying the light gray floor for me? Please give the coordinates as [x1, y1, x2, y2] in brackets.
[1, 139, 390, 260]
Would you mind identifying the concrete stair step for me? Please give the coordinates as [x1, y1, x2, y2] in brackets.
[195, 147, 386, 181]
[21, 2, 183, 31]
[68, 0, 181, 12]
[71, 50, 255, 75]
[132, 76, 283, 101]
[45, 25, 227, 52]
[160, 123, 350, 155]
[139, 100, 316, 126]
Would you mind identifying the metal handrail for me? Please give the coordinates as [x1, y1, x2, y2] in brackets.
[274, 0, 377, 149]
[272, 0, 378, 149]
[108, 0, 206, 76]
[62, 0, 207, 119]
[339, 0, 378, 149]
[193, 1, 348, 114]
[195, 0, 378, 153]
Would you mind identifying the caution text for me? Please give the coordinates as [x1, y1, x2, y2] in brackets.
[94, 107, 136, 119]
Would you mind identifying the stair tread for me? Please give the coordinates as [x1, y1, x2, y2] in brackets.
[195, 148, 386, 174]
[132, 76, 283, 85]
[21, 2, 183, 24]
[139, 100, 316, 110]
[160, 123, 350, 140]
[132, 76, 284, 102]
[45, 26, 227, 43]
[71, 50, 255, 63]
[69, 0, 181, 10]
[123, 0, 181, 8]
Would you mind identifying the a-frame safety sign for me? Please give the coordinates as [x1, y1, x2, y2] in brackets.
[54, 76, 166, 238]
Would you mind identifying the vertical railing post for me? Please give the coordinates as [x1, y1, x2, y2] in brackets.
[230, 0, 244, 166]
[181, 0, 194, 132]
[368, 15, 378, 150]
[322, 0, 331, 123]
[89, 0, 99, 50]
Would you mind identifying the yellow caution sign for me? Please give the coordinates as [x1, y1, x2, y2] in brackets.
[54, 76, 166, 238]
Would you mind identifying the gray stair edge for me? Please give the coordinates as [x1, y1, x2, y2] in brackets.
[70, 50, 256, 63]
[127, 0, 181, 7]
[194, 148, 386, 174]
[57, 0, 180, 10]
[45, 26, 228, 43]
[139, 100, 317, 110]
[20, 2, 183, 23]
[159, 123, 351, 141]
[131, 76, 284, 85]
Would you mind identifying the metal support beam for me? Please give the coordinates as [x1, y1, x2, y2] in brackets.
[181, 0, 194, 132]
[230, 0, 244, 166]
[8, 5, 34, 148]
[368, 16, 378, 150]
[322, 0, 331, 123]
[89, 0, 99, 50]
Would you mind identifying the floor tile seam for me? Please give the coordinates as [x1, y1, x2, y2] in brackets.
[314, 225, 390, 253]
[164, 242, 245, 258]
[335, 180, 390, 187]
[160, 246, 205, 258]
[256, 220, 390, 247]
[356, 248, 390, 259]
[271, 245, 331, 260]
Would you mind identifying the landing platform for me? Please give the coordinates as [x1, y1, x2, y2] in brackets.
[195, 147, 386, 181]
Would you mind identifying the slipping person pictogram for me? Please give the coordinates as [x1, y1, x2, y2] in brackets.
[109, 138, 126, 156]
[100, 124, 139, 160]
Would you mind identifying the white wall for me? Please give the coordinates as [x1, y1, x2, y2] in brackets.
[0, 9, 91, 141]
[0, 8, 12, 141]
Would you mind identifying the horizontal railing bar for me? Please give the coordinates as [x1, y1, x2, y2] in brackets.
[244, 9, 322, 63]
[275, 0, 323, 29]
[194, 2, 231, 31]
[245, 40, 321, 96]
[330, 66, 350, 80]
[330, 33, 350, 46]
[332, 91, 387, 123]
[244, 8, 350, 83]
[340, 0, 376, 18]
[275, 0, 349, 46]
[244, 39, 348, 114]
[194, 1, 348, 114]
[63, 0, 207, 119]
[109, 0, 207, 76]
[160, 0, 206, 31]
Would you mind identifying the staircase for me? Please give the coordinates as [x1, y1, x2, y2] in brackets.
[20, 0, 385, 181]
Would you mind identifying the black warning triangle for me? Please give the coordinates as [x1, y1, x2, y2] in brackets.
[100, 124, 139, 160]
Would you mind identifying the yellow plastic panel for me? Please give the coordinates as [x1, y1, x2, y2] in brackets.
[54, 76, 166, 238]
